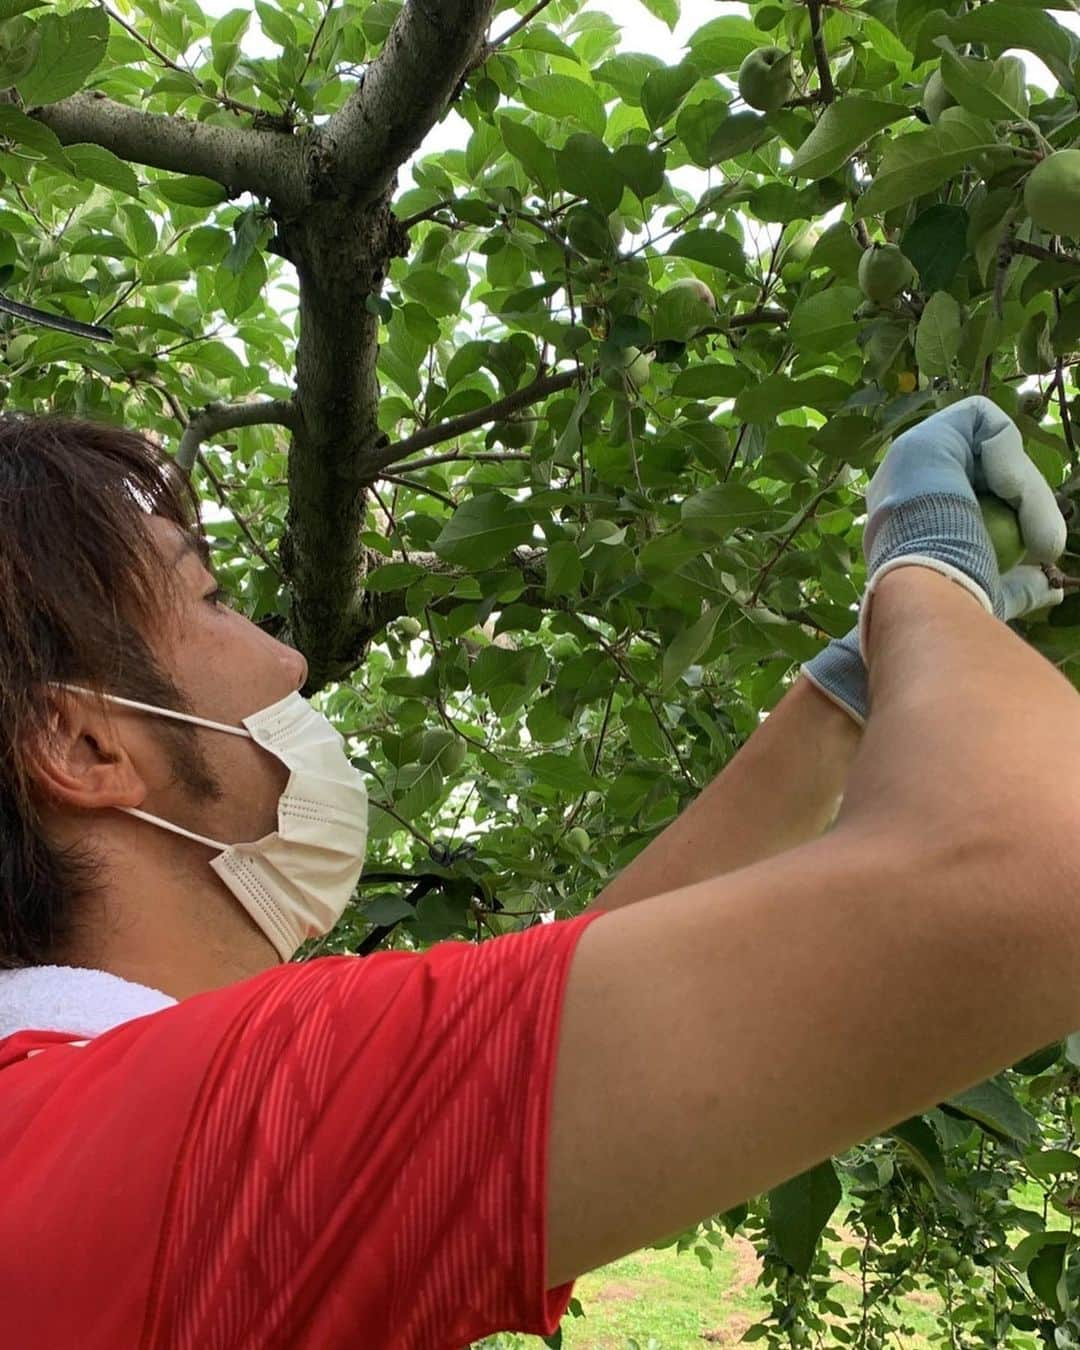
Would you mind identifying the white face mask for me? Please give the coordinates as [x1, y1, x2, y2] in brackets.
[54, 686, 369, 962]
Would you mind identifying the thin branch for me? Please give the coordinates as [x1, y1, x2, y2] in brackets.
[1053, 363, 1078, 470]
[398, 198, 453, 230]
[293, 0, 338, 102]
[371, 368, 580, 472]
[748, 467, 843, 607]
[196, 449, 285, 581]
[381, 473, 456, 507]
[101, 3, 290, 128]
[176, 397, 301, 474]
[382, 449, 531, 473]
[982, 235, 1013, 395]
[489, 0, 556, 50]
[1011, 239, 1080, 266]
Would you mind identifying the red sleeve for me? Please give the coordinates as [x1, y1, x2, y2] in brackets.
[142, 910, 606, 1350]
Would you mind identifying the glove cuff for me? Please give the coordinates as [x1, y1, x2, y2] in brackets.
[801, 636, 867, 727]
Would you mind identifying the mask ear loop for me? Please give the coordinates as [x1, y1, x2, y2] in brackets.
[119, 806, 229, 852]
[53, 684, 252, 738]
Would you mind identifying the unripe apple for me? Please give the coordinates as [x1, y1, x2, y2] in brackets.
[1017, 388, 1047, 420]
[566, 826, 591, 852]
[397, 616, 422, 640]
[978, 494, 1025, 571]
[602, 346, 653, 390]
[1024, 149, 1080, 238]
[857, 243, 915, 303]
[737, 46, 794, 112]
[668, 275, 717, 309]
[922, 69, 956, 124]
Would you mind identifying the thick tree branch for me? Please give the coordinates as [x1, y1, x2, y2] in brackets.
[176, 397, 301, 473]
[371, 368, 581, 473]
[28, 92, 308, 213]
[324, 0, 497, 203]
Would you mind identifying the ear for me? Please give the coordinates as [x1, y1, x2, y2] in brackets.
[28, 690, 148, 812]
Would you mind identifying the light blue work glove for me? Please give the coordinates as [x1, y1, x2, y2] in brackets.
[802, 555, 1064, 726]
[802, 628, 867, 726]
[859, 396, 1067, 657]
[803, 397, 1067, 725]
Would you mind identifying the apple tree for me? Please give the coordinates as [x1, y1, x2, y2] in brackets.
[6, 0, 1080, 1341]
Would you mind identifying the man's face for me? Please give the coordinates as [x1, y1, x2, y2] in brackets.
[139, 515, 309, 845]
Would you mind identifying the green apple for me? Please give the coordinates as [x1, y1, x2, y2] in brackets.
[923, 69, 957, 124]
[1024, 149, 1080, 238]
[602, 346, 653, 390]
[567, 826, 591, 852]
[937, 1244, 961, 1270]
[668, 275, 717, 309]
[737, 46, 794, 112]
[978, 494, 1025, 571]
[396, 616, 422, 640]
[858, 243, 915, 303]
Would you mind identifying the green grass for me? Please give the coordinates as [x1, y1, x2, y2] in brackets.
[473, 1177, 1065, 1348]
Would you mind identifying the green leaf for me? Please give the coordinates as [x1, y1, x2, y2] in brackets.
[545, 539, 584, 598]
[687, 15, 763, 73]
[432, 492, 534, 569]
[788, 286, 861, 354]
[521, 75, 606, 137]
[155, 175, 231, 207]
[939, 51, 1028, 123]
[364, 562, 429, 592]
[16, 6, 108, 105]
[736, 373, 853, 423]
[399, 265, 466, 318]
[360, 893, 416, 925]
[667, 228, 749, 278]
[900, 205, 969, 293]
[681, 483, 771, 538]
[672, 363, 747, 398]
[662, 606, 723, 690]
[497, 115, 558, 194]
[641, 60, 699, 129]
[556, 134, 623, 214]
[61, 144, 141, 198]
[789, 100, 910, 182]
[594, 53, 666, 106]
[768, 1160, 841, 1276]
[923, 4, 1076, 88]
[890, 1117, 948, 1193]
[613, 144, 666, 201]
[1028, 1241, 1068, 1314]
[528, 750, 598, 793]
[946, 1076, 1038, 1145]
[254, 0, 296, 49]
[915, 290, 962, 378]
[0, 105, 69, 165]
[654, 286, 716, 342]
[637, 0, 678, 29]
[215, 249, 266, 319]
[855, 113, 997, 219]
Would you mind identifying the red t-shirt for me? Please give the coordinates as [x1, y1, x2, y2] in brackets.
[0, 911, 605, 1349]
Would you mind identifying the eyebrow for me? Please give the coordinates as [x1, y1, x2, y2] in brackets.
[172, 531, 213, 570]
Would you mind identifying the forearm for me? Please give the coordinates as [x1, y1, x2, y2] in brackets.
[588, 676, 861, 914]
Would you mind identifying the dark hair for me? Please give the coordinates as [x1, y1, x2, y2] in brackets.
[0, 412, 210, 969]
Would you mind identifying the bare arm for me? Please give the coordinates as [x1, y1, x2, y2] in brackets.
[547, 568, 1080, 1286]
[588, 676, 861, 913]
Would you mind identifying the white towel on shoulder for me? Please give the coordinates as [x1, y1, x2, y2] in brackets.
[0, 964, 176, 1041]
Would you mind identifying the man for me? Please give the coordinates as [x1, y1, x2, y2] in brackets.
[0, 398, 1078, 1349]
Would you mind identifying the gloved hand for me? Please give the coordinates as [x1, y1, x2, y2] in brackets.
[801, 628, 867, 727]
[859, 396, 1067, 657]
[1001, 563, 1065, 622]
